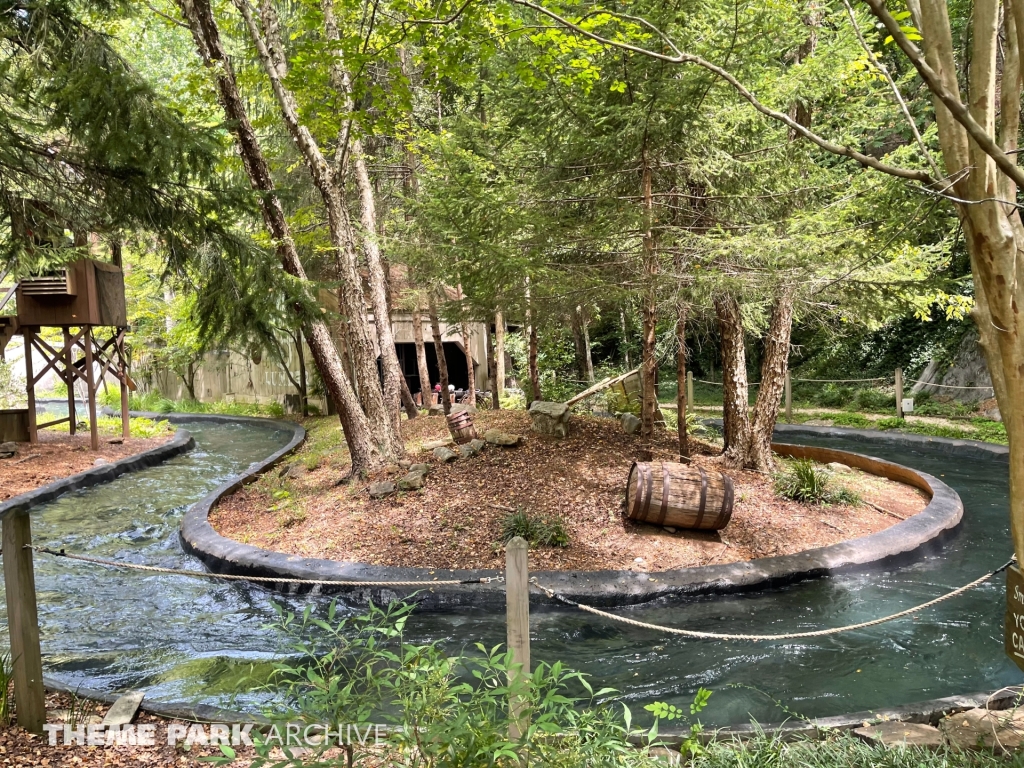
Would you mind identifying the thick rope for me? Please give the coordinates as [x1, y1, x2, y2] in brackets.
[791, 376, 890, 383]
[907, 379, 994, 391]
[534, 558, 1014, 641]
[30, 547, 499, 587]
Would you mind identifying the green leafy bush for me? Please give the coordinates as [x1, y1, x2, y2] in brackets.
[828, 412, 871, 428]
[816, 384, 853, 408]
[501, 508, 571, 548]
[774, 459, 860, 506]
[607, 388, 642, 416]
[228, 600, 680, 768]
[95, 415, 174, 438]
[852, 388, 894, 411]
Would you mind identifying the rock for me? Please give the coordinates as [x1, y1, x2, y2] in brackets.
[368, 481, 396, 499]
[398, 459, 412, 470]
[409, 462, 430, 475]
[422, 439, 452, 451]
[433, 446, 458, 462]
[648, 747, 682, 766]
[382, 464, 401, 476]
[939, 707, 1024, 752]
[663, 526, 677, 534]
[451, 403, 478, 414]
[468, 438, 486, 453]
[428, 405, 445, 417]
[93, 458, 111, 466]
[827, 462, 851, 473]
[528, 401, 571, 438]
[484, 429, 523, 447]
[458, 443, 479, 459]
[853, 721, 943, 748]
[397, 470, 426, 491]
[107, 437, 124, 445]
[279, 463, 307, 479]
[0, 441, 17, 458]
[620, 413, 641, 435]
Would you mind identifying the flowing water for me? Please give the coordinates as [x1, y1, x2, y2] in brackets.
[3, 420, 1021, 726]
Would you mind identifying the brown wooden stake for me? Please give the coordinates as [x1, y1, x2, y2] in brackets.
[895, 367, 904, 420]
[84, 326, 99, 450]
[118, 330, 130, 440]
[24, 329, 37, 444]
[686, 370, 694, 412]
[2, 513, 45, 733]
[505, 536, 530, 741]
[64, 328, 76, 436]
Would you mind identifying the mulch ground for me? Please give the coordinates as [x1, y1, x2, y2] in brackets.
[211, 411, 927, 572]
[0, 432, 173, 502]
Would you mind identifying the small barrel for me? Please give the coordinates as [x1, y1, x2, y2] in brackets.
[446, 410, 478, 445]
[625, 461, 734, 531]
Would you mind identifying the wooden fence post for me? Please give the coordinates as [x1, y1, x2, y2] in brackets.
[785, 371, 792, 423]
[3, 513, 46, 733]
[895, 367, 904, 420]
[505, 536, 530, 741]
[686, 371, 694, 412]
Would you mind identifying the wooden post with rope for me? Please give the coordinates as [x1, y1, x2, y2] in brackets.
[505, 537, 530, 741]
[895, 367, 904, 420]
[785, 371, 792, 423]
[2, 512, 45, 733]
[686, 370, 694, 414]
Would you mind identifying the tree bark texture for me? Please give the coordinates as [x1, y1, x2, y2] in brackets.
[639, 158, 658, 440]
[525, 278, 540, 405]
[412, 307, 432, 403]
[676, 305, 688, 459]
[173, 0, 390, 474]
[462, 322, 476, 406]
[486, 319, 499, 409]
[428, 294, 452, 415]
[494, 310, 506, 405]
[715, 295, 750, 465]
[745, 289, 795, 471]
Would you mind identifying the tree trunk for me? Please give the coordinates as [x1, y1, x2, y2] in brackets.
[462, 322, 476, 406]
[486, 320, 498, 409]
[744, 289, 795, 471]
[411, 307, 431, 405]
[715, 295, 750, 465]
[640, 157, 658, 440]
[571, 309, 588, 383]
[525, 279, 540, 405]
[294, 331, 308, 417]
[581, 309, 594, 383]
[620, 308, 631, 368]
[494, 310, 506, 406]
[173, 0, 393, 473]
[676, 305, 688, 459]
[399, 376, 418, 419]
[428, 294, 451, 415]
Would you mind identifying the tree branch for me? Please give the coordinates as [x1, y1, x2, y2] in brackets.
[511, 0, 933, 183]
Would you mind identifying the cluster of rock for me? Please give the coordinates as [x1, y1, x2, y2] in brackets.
[0, 441, 16, 459]
[366, 428, 524, 500]
[851, 706, 1024, 751]
[528, 401, 571, 438]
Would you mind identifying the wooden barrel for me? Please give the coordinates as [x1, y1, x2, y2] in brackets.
[625, 462, 734, 531]
[446, 410, 478, 445]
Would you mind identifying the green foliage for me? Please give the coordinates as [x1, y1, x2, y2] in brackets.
[501, 508, 571, 548]
[644, 687, 711, 756]
[94, 415, 173, 439]
[827, 412, 871, 429]
[0, 652, 12, 726]
[0, 360, 18, 408]
[230, 600, 668, 768]
[872, 416, 1008, 445]
[127, 391, 286, 418]
[607, 388, 642, 416]
[774, 460, 860, 506]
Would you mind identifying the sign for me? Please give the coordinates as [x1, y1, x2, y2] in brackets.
[901, 398, 914, 413]
[1006, 566, 1024, 672]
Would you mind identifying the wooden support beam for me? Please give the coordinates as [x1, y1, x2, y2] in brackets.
[24, 328, 37, 444]
[505, 536, 530, 741]
[84, 327, 98, 450]
[3, 513, 45, 733]
[64, 328, 76, 436]
[118, 330, 130, 440]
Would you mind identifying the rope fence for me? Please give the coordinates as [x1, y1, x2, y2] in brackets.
[533, 557, 1015, 642]
[30, 547, 501, 587]
[907, 379, 994, 391]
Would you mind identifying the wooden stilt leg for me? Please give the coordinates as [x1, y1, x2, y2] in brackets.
[24, 329, 37, 444]
[118, 330, 129, 440]
[84, 327, 98, 450]
[64, 327, 75, 436]
[3, 513, 45, 733]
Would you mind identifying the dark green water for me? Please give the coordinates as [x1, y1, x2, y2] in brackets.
[3, 421, 1021, 725]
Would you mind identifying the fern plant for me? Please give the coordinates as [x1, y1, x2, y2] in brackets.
[774, 459, 860, 506]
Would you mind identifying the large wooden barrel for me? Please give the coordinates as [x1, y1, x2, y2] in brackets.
[446, 410, 478, 445]
[625, 462, 734, 531]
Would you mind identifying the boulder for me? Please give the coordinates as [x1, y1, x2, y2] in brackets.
[451, 403, 478, 414]
[458, 443, 480, 459]
[620, 413, 641, 435]
[398, 470, 426, 491]
[826, 462, 852, 473]
[368, 481, 396, 499]
[529, 401, 571, 438]
[107, 437, 124, 445]
[398, 459, 412, 470]
[468, 438, 486, 453]
[484, 429, 523, 447]
[939, 707, 1024, 752]
[93, 457, 111, 466]
[422, 439, 452, 451]
[853, 721, 943, 748]
[428, 404, 445, 417]
[0, 441, 17, 458]
[409, 462, 430, 475]
[433, 446, 458, 462]
[279, 462, 307, 479]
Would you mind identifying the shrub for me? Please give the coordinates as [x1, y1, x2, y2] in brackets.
[501, 508, 571, 547]
[852, 387, 894, 411]
[828, 412, 871, 428]
[774, 459, 861, 506]
[230, 600, 692, 768]
[95, 415, 174, 439]
[816, 384, 853, 408]
[607, 388, 642, 416]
